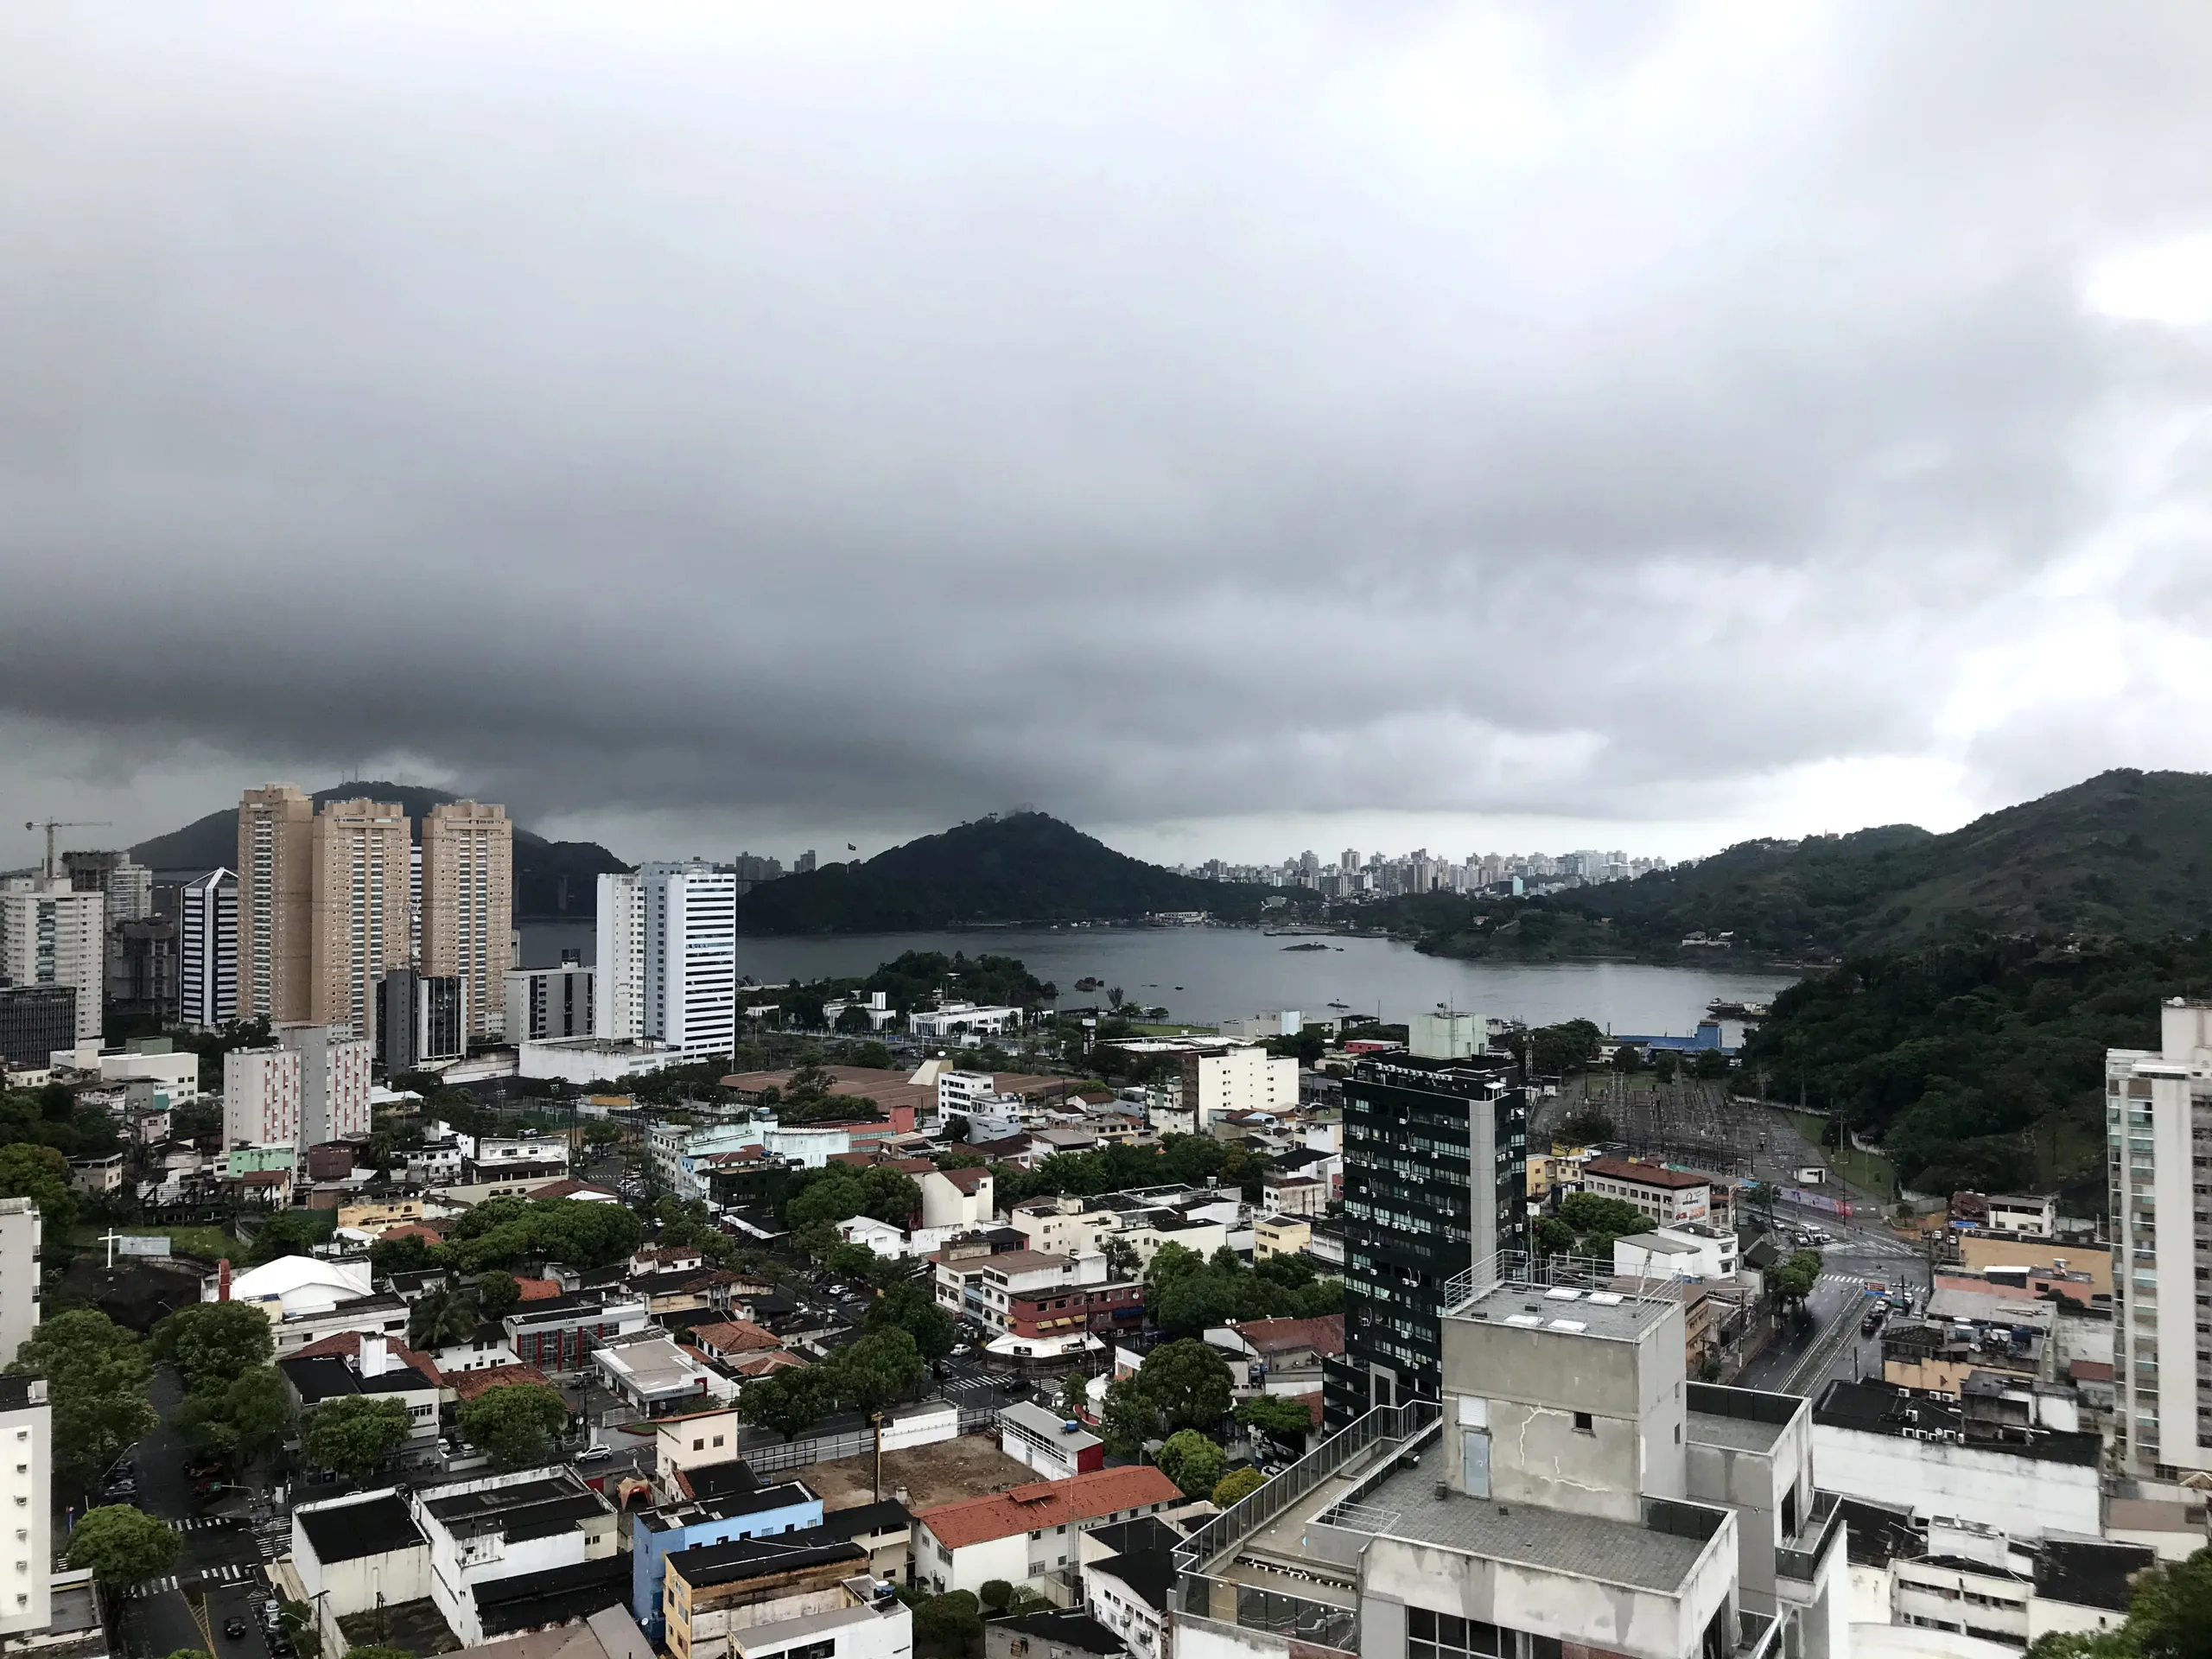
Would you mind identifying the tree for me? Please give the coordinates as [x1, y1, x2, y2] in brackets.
[836, 1329, 926, 1418]
[247, 1210, 334, 1265]
[738, 1364, 834, 1442]
[299, 1396, 411, 1478]
[1137, 1339, 1232, 1435]
[0, 1142, 77, 1236]
[458, 1382, 569, 1468]
[67, 1506, 177, 1585]
[1556, 1108, 1615, 1145]
[1096, 1377, 1157, 1458]
[152, 1302, 275, 1397]
[474, 1272, 521, 1320]
[369, 1231, 441, 1278]
[913, 1590, 982, 1655]
[1102, 1235, 1141, 1284]
[1154, 1428, 1226, 1497]
[1770, 1249, 1823, 1309]
[1236, 1394, 1314, 1443]
[865, 1283, 954, 1360]
[408, 1282, 480, 1351]
[177, 1366, 291, 1469]
[10, 1309, 157, 1489]
[1693, 1048, 1731, 1080]
[978, 1580, 1013, 1614]
[1212, 1467, 1268, 1508]
[1056, 1369, 1095, 1422]
[582, 1122, 622, 1153]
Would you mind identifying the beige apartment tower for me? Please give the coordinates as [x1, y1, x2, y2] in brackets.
[421, 801, 512, 1041]
[309, 798, 412, 1039]
[236, 784, 315, 1023]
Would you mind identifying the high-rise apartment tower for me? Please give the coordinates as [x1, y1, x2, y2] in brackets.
[421, 801, 511, 1042]
[236, 784, 315, 1022]
[308, 798, 411, 1039]
[0, 878, 103, 1045]
[597, 863, 735, 1055]
[179, 868, 238, 1029]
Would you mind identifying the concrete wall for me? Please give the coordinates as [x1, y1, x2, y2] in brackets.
[1811, 1425, 2100, 1540]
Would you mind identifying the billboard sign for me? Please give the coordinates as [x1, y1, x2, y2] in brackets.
[115, 1236, 172, 1258]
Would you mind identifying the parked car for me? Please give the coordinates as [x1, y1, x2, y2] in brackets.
[575, 1444, 613, 1462]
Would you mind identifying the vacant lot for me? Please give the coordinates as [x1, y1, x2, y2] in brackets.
[807, 1432, 1035, 1510]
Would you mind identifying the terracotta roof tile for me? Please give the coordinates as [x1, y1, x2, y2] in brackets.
[512, 1277, 563, 1302]
[690, 1319, 781, 1356]
[915, 1466, 1181, 1551]
[1582, 1158, 1710, 1191]
[1230, 1315, 1344, 1358]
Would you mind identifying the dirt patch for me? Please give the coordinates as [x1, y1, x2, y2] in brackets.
[805, 1432, 1036, 1511]
[339, 1598, 460, 1656]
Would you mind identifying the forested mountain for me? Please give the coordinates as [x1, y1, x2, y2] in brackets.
[736, 811, 1303, 933]
[1397, 769, 2212, 962]
[130, 782, 627, 919]
[1736, 933, 2212, 1204]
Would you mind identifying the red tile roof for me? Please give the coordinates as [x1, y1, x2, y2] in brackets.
[1230, 1314, 1344, 1358]
[935, 1166, 990, 1194]
[732, 1351, 806, 1378]
[916, 1465, 1182, 1550]
[512, 1276, 563, 1302]
[289, 1330, 444, 1384]
[1582, 1158, 1710, 1191]
[690, 1319, 781, 1356]
[529, 1178, 619, 1200]
[445, 1363, 552, 1402]
[1294, 1390, 1324, 1428]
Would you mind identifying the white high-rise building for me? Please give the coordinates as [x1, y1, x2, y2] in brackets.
[594, 871, 645, 1040]
[0, 1198, 41, 1373]
[277, 1023, 372, 1150]
[0, 877, 103, 1045]
[224, 1045, 302, 1148]
[179, 868, 238, 1030]
[2111, 998, 2212, 1477]
[639, 862, 736, 1056]
[0, 1373, 50, 1638]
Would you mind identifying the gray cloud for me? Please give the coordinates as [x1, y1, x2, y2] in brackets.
[5, 1, 2212, 861]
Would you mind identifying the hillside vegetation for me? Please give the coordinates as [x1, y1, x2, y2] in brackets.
[1736, 933, 2212, 1203]
[1397, 769, 2212, 962]
[130, 781, 627, 919]
[736, 811, 1309, 933]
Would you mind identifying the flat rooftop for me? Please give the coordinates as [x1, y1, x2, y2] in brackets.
[1685, 1383, 1802, 1456]
[1352, 1461, 1718, 1593]
[1449, 1280, 1676, 1341]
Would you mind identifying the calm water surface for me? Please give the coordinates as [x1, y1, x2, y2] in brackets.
[519, 923, 1796, 1039]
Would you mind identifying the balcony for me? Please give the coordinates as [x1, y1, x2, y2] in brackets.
[1775, 1492, 1845, 1585]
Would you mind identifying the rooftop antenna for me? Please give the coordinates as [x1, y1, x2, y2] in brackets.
[24, 819, 111, 880]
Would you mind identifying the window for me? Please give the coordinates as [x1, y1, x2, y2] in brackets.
[1408, 1608, 1506, 1659]
[1572, 1413, 1593, 1434]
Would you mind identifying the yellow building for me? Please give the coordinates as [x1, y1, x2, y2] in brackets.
[422, 801, 513, 1042]
[336, 1197, 424, 1235]
[1528, 1148, 1589, 1200]
[1255, 1213, 1312, 1261]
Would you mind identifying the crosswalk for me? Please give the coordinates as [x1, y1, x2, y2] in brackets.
[168, 1516, 242, 1534]
[120, 1561, 268, 1600]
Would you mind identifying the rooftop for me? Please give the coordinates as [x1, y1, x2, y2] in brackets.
[664, 1533, 867, 1591]
[296, 1493, 423, 1564]
[1684, 1383, 1802, 1455]
[995, 1608, 1125, 1656]
[474, 1554, 631, 1638]
[1582, 1159, 1710, 1191]
[916, 1465, 1181, 1549]
[639, 1479, 818, 1535]
[1814, 1379, 2101, 1465]
[2034, 1538, 2156, 1612]
[423, 1471, 613, 1541]
[1447, 1278, 1676, 1339]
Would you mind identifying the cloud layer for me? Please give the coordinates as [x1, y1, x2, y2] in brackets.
[4, 2, 2212, 862]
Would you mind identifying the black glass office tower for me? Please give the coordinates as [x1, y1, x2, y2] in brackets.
[1323, 1056, 1528, 1430]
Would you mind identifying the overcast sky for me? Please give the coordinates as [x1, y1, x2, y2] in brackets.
[5, 3, 2212, 871]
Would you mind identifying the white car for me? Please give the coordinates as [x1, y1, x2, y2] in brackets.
[575, 1445, 613, 1463]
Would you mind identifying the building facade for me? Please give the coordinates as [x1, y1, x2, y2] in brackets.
[0, 877, 104, 1045]
[505, 964, 595, 1043]
[0, 985, 75, 1069]
[0, 1376, 51, 1637]
[594, 871, 645, 1041]
[237, 783, 316, 1023]
[640, 863, 737, 1056]
[279, 1022, 372, 1149]
[1177, 1044, 1299, 1133]
[421, 801, 512, 1041]
[309, 798, 412, 1039]
[224, 1045, 302, 1149]
[376, 968, 467, 1071]
[1324, 1057, 1527, 1429]
[0, 1198, 41, 1373]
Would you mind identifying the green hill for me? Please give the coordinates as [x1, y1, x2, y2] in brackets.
[736, 810, 1304, 933]
[1400, 769, 2212, 962]
[130, 782, 627, 920]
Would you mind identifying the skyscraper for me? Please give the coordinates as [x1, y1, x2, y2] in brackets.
[640, 861, 737, 1055]
[237, 784, 315, 1023]
[594, 870, 645, 1040]
[2110, 998, 2212, 1478]
[0, 876, 103, 1045]
[179, 868, 238, 1029]
[1324, 1054, 1527, 1430]
[224, 1045, 301, 1147]
[309, 798, 411, 1039]
[376, 968, 467, 1071]
[421, 801, 512, 1041]
[61, 849, 154, 921]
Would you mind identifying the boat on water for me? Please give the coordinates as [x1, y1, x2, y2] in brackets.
[1327, 1000, 1351, 1009]
[1707, 999, 1772, 1020]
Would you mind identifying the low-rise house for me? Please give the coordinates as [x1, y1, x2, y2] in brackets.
[1207, 1314, 1344, 1394]
[411, 1467, 620, 1648]
[920, 1165, 994, 1230]
[1258, 1169, 1327, 1217]
[985, 1609, 1125, 1659]
[1115, 1212, 1225, 1267]
[653, 1408, 745, 1506]
[912, 1466, 1183, 1599]
[279, 1332, 442, 1444]
[1077, 1516, 1180, 1659]
[1251, 1214, 1310, 1262]
[1001, 1401, 1104, 1482]
[815, 1499, 912, 1585]
[292, 1490, 431, 1619]
[1580, 1157, 1713, 1224]
[593, 1331, 725, 1416]
[690, 1320, 783, 1367]
[935, 1249, 1102, 1334]
[660, 1533, 908, 1659]
[1009, 1197, 1120, 1259]
[423, 1322, 521, 1376]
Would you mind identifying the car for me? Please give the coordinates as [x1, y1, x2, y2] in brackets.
[436, 1438, 453, 1456]
[269, 1639, 295, 1656]
[1860, 1313, 1883, 1337]
[950, 1344, 973, 1357]
[1260, 1461, 1287, 1477]
[223, 1618, 250, 1639]
[575, 1445, 613, 1463]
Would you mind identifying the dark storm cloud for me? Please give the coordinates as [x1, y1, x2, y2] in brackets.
[4, 1, 2212, 855]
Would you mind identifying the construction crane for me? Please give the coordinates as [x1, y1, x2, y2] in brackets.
[23, 819, 111, 880]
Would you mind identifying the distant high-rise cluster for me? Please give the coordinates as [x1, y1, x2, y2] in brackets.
[1180, 844, 1675, 898]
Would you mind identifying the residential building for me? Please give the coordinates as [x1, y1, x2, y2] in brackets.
[410, 1467, 621, 1648]
[1811, 1377, 2101, 1540]
[912, 1466, 1183, 1599]
[1210, 1314, 1344, 1395]
[1077, 1517, 1179, 1659]
[1982, 1193, 2060, 1238]
[1009, 1197, 1120, 1260]
[506, 965, 595, 1044]
[0, 1200, 41, 1373]
[659, 1531, 908, 1659]
[0, 1376, 52, 1637]
[224, 1045, 302, 1148]
[236, 783, 317, 1023]
[63, 849, 153, 922]
[1615, 1223, 1741, 1283]
[593, 872, 645, 1041]
[1259, 1168, 1327, 1217]
[377, 968, 467, 1071]
[1001, 1401, 1104, 1482]
[276, 1332, 442, 1442]
[421, 801, 513, 1042]
[1253, 1214, 1310, 1262]
[592, 1332, 723, 1416]
[1582, 1157, 1714, 1226]
[630, 1478, 823, 1638]
[1173, 1271, 1848, 1659]
[309, 798, 413, 1039]
[986, 1610, 1125, 1659]
[936, 1250, 1107, 1336]
[1408, 1011, 1483, 1060]
[652, 1408, 746, 1506]
[2108, 997, 2212, 1478]
[0, 876, 103, 1044]
[503, 1288, 651, 1373]
[177, 867, 238, 1029]
[278, 1022, 372, 1150]
[105, 912, 178, 1025]
[1324, 1056, 1527, 1429]
[1177, 1045, 1298, 1133]
[919, 1166, 993, 1230]
[0, 986, 74, 1069]
[291, 1490, 432, 1621]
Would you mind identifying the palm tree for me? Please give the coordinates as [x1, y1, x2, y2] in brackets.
[407, 1281, 480, 1352]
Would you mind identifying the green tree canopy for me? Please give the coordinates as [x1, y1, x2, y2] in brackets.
[152, 1301, 275, 1397]
[1154, 1429, 1227, 1497]
[0, 1142, 77, 1237]
[247, 1211, 336, 1265]
[1135, 1339, 1233, 1435]
[176, 1365, 291, 1467]
[368, 1231, 440, 1279]
[474, 1272, 522, 1320]
[1236, 1394, 1316, 1442]
[458, 1382, 569, 1468]
[1211, 1466, 1268, 1508]
[299, 1396, 411, 1479]
[10, 1308, 157, 1489]
[864, 1283, 954, 1360]
[408, 1282, 480, 1351]
[1770, 1249, 1824, 1307]
[66, 1506, 177, 1585]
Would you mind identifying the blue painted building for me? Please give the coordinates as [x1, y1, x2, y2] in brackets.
[1612, 1020, 1732, 1057]
[631, 1473, 823, 1637]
